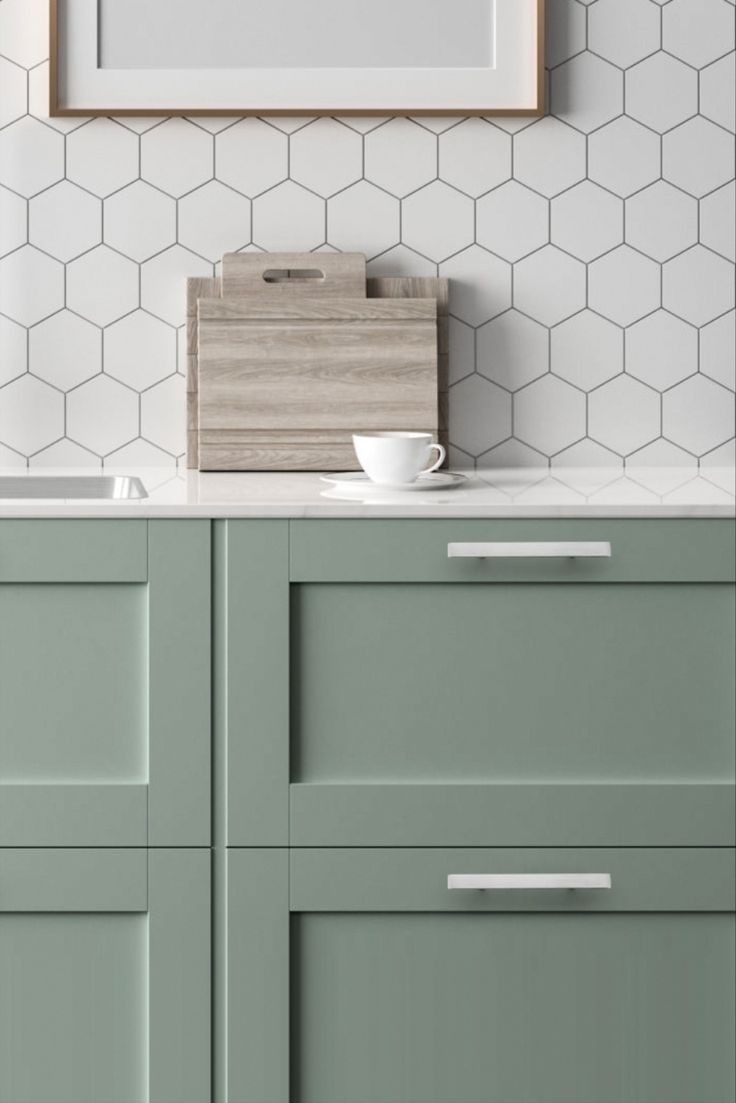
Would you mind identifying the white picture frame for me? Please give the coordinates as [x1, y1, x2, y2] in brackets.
[50, 0, 544, 117]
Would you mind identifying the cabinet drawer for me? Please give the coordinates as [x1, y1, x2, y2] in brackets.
[223, 520, 736, 847]
[290, 846, 735, 912]
[290, 576, 734, 845]
[227, 847, 735, 1103]
[290, 519, 736, 583]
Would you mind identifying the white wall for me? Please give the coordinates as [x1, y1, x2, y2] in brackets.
[0, 0, 733, 469]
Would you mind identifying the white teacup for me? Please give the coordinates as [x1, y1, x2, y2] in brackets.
[352, 432, 446, 486]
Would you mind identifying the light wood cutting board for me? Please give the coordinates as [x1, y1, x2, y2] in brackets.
[186, 254, 448, 470]
[367, 276, 449, 460]
[197, 295, 437, 471]
[221, 251, 366, 299]
[186, 276, 219, 468]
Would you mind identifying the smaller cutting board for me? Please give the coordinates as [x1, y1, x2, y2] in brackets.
[186, 276, 219, 468]
[197, 295, 437, 471]
[221, 251, 366, 299]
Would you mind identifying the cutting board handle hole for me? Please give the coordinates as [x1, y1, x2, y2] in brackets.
[262, 268, 325, 284]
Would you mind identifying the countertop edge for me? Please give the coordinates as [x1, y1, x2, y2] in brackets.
[0, 504, 733, 519]
[0, 467, 733, 519]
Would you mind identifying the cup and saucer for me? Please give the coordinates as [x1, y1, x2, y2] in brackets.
[321, 432, 468, 499]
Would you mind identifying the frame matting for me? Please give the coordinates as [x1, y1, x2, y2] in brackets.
[50, 0, 544, 117]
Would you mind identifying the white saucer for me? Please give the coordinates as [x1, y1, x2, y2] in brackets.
[320, 471, 468, 493]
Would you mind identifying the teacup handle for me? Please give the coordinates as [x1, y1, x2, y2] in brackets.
[421, 442, 446, 476]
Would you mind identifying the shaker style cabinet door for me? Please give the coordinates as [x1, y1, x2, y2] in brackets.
[0, 848, 210, 1103]
[219, 519, 734, 848]
[225, 847, 735, 1103]
[0, 521, 210, 846]
[285, 519, 735, 848]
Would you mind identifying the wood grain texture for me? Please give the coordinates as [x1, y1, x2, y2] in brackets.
[188, 268, 447, 471]
[368, 277, 448, 383]
[199, 442, 366, 471]
[199, 431, 399, 472]
[199, 297, 436, 323]
[197, 296, 437, 470]
[221, 252, 366, 299]
[186, 277, 220, 468]
[368, 276, 449, 460]
[50, 0, 545, 118]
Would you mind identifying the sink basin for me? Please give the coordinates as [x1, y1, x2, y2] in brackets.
[0, 476, 148, 500]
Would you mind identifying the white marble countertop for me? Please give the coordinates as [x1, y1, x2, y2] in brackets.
[0, 466, 733, 518]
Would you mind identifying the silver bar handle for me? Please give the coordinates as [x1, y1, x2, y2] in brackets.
[447, 542, 612, 559]
[447, 873, 612, 891]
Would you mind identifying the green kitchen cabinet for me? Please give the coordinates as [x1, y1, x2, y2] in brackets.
[0, 520, 210, 846]
[1, 514, 732, 1103]
[0, 847, 210, 1103]
[217, 516, 735, 1103]
[224, 846, 736, 1103]
[220, 519, 735, 848]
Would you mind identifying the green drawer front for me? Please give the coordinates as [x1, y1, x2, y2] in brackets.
[222, 520, 735, 848]
[290, 519, 736, 582]
[227, 847, 736, 1103]
[290, 847, 736, 912]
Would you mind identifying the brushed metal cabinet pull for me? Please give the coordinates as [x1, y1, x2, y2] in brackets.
[447, 874, 612, 891]
[447, 542, 612, 559]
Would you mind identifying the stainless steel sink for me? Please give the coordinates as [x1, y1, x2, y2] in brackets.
[0, 476, 148, 500]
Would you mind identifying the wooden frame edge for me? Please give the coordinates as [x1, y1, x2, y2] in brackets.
[49, 0, 545, 118]
[49, 0, 59, 116]
[536, 0, 546, 115]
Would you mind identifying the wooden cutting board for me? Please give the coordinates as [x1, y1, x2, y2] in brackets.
[367, 276, 449, 463]
[221, 251, 366, 299]
[186, 275, 219, 468]
[197, 295, 437, 471]
[186, 254, 448, 470]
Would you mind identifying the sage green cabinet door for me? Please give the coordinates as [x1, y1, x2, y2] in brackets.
[220, 520, 734, 847]
[285, 520, 735, 847]
[226, 848, 735, 1103]
[0, 520, 210, 846]
[0, 848, 210, 1103]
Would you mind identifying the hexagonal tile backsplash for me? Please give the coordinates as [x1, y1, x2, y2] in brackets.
[0, 0, 733, 467]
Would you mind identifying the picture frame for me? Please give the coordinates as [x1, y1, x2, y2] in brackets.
[50, 0, 544, 118]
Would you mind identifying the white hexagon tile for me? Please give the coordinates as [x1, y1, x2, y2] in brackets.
[0, 0, 733, 467]
[477, 182, 548, 262]
[104, 182, 176, 263]
[29, 181, 101, 262]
